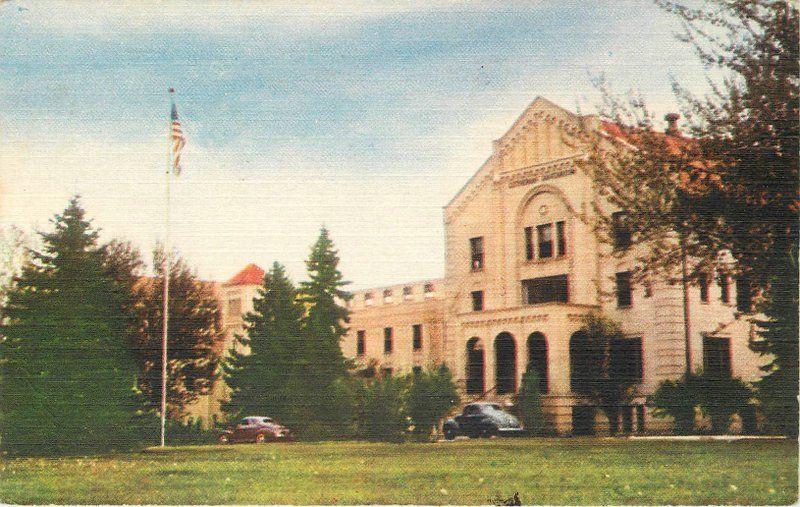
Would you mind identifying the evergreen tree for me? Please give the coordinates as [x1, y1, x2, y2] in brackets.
[0, 197, 138, 455]
[406, 365, 460, 441]
[299, 227, 353, 434]
[222, 262, 307, 429]
[515, 366, 546, 436]
[133, 246, 223, 418]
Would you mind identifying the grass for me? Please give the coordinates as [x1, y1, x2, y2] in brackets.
[0, 438, 797, 504]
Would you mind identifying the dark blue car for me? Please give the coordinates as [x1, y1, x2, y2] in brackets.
[443, 402, 524, 440]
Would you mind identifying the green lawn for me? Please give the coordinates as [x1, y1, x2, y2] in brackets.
[1, 438, 796, 505]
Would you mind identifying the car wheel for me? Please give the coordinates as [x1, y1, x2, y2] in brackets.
[255, 433, 266, 443]
[444, 428, 456, 441]
[219, 434, 229, 444]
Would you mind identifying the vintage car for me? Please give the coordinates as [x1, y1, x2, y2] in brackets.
[443, 402, 524, 440]
[218, 416, 292, 444]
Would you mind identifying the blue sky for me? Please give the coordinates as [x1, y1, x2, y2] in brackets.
[0, 1, 711, 288]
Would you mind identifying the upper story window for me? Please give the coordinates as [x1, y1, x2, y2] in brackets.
[364, 292, 374, 307]
[524, 227, 534, 260]
[383, 327, 393, 354]
[718, 273, 730, 304]
[424, 283, 435, 298]
[383, 289, 393, 303]
[403, 286, 413, 300]
[356, 330, 366, 356]
[412, 324, 423, 350]
[522, 275, 568, 305]
[471, 290, 485, 311]
[470, 237, 484, 271]
[556, 221, 566, 256]
[699, 274, 710, 303]
[537, 224, 553, 259]
[525, 221, 567, 261]
[227, 298, 242, 317]
[616, 271, 633, 308]
[703, 336, 731, 378]
[612, 211, 632, 250]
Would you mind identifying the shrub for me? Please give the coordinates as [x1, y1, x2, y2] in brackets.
[406, 365, 460, 441]
[694, 374, 753, 434]
[355, 375, 408, 442]
[514, 366, 546, 436]
[650, 376, 699, 435]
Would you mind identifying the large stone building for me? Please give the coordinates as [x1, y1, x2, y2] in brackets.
[194, 97, 767, 434]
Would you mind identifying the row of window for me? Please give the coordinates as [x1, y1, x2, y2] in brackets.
[356, 324, 423, 356]
[699, 273, 753, 312]
[362, 284, 436, 305]
[469, 221, 568, 272]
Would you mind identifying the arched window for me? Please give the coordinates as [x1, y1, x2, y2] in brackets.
[570, 330, 603, 394]
[466, 337, 485, 394]
[495, 332, 517, 394]
[526, 332, 548, 393]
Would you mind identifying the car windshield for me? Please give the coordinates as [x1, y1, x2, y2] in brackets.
[261, 418, 273, 423]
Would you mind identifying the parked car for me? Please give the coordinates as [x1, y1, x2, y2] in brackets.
[443, 402, 523, 440]
[219, 416, 292, 444]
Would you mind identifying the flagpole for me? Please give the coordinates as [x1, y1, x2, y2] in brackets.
[161, 88, 173, 448]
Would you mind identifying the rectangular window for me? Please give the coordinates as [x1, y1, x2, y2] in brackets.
[412, 366, 422, 376]
[556, 221, 566, 257]
[612, 211, 632, 249]
[364, 292, 374, 306]
[699, 274, 709, 303]
[471, 290, 484, 311]
[537, 224, 553, 259]
[380, 367, 393, 378]
[524, 226, 534, 260]
[522, 275, 569, 305]
[616, 271, 633, 308]
[424, 283, 434, 298]
[356, 330, 366, 356]
[719, 274, 730, 303]
[703, 336, 731, 378]
[470, 237, 484, 271]
[383, 289, 393, 303]
[403, 286, 413, 300]
[412, 324, 423, 350]
[610, 337, 643, 383]
[736, 275, 752, 313]
[227, 298, 242, 317]
[644, 280, 652, 298]
[383, 327, 393, 354]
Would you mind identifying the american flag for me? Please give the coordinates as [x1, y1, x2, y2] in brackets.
[169, 89, 186, 176]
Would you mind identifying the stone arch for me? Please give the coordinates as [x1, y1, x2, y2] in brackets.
[495, 332, 517, 394]
[526, 332, 549, 393]
[465, 337, 485, 395]
[514, 184, 576, 226]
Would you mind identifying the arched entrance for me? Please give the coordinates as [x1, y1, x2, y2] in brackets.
[495, 332, 517, 394]
[465, 337, 485, 394]
[569, 330, 602, 394]
[526, 332, 548, 393]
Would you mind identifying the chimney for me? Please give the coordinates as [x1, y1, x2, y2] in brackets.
[664, 113, 680, 135]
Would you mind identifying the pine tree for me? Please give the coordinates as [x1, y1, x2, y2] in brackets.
[133, 246, 223, 418]
[222, 262, 307, 429]
[515, 366, 546, 436]
[299, 227, 353, 435]
[0, 197, 138, 455]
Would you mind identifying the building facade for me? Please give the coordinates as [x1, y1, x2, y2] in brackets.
[341, 97, 767, 434]
[195, 97, 767, 434]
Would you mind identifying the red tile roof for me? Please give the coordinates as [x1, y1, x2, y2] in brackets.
[224, 263, 265, 286]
